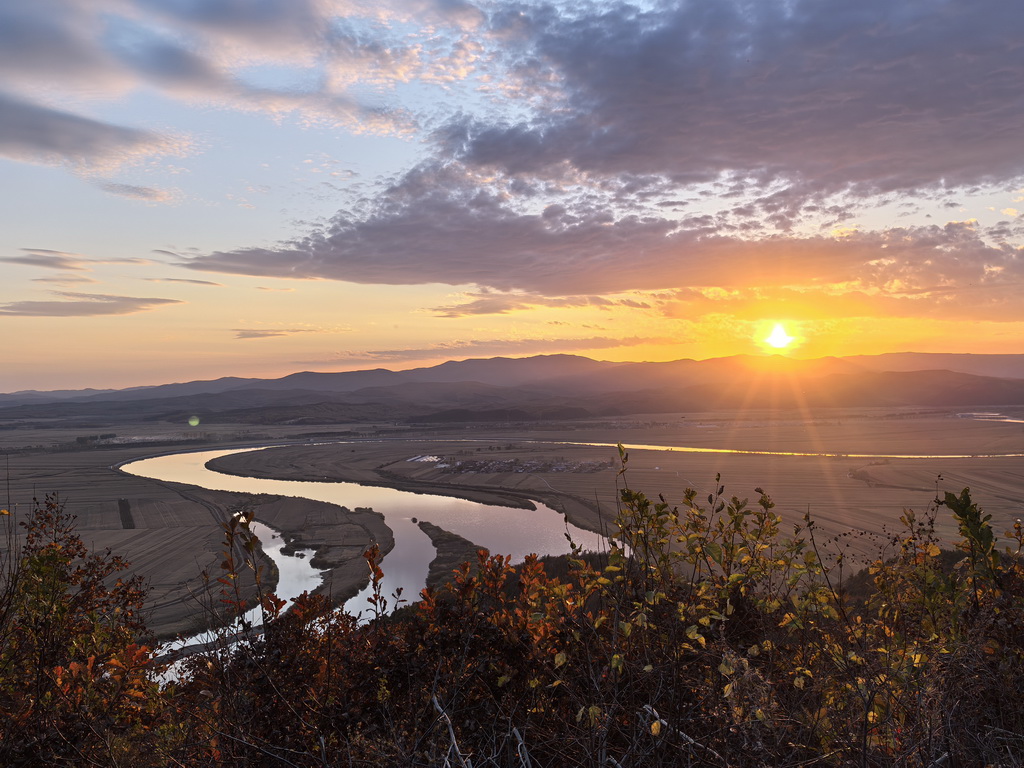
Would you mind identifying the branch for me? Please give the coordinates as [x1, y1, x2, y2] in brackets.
[433, 695, 473, 768]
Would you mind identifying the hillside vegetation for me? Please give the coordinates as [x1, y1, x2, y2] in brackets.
[2, 448, 1024, 766]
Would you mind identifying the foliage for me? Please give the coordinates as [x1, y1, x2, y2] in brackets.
[0, 495, 168, 766]
[4, 450, 1024, 766]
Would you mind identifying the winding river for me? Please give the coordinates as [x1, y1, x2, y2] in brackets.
[122, 448, 606, 625]
[122, 416, 1024, 645]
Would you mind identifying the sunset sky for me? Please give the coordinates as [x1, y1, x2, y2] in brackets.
[2, 0, 1024, 392]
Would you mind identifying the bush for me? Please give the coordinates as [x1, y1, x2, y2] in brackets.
[0, 495, 167, 766]
[171, 447, 1024, 766]
[6, 451, 1024, 766]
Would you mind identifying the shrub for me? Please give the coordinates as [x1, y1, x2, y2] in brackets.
[174, 448, 1024, 766]
[6, 451, 1024, 766]
[0, 495, 167, 766]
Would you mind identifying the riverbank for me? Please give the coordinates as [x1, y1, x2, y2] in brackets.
[0, 444, 399, 639]
[206, 441, 613, 536]
[9, 411, 1024, 640]
[190, 489, 395, 611]
[201, 432, 1024, 562]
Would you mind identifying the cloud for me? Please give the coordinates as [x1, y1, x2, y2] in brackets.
[184, 159, 1024, 309]
[0, 0, 430, 181]
[0, 91, 187, 169]
[6, 0, 1020, 194]
[315, 335, 666, 364]
[143, 277, 223, 286]
[137, 0, 328, 52]
[655, 268, 1024, 324]
[0, 292, 183, 317]
[105, 23, 411, 134]
[3, 250, 90, 271]
[31, 275, 100, 286]
[4, 0, 1023, 335]
[430, 289, 648, 317]
[4, 250, 156, 275]
[233, 327, 326, 339]
[185, 160, 686, 293]
[451, 0, 1024, 196]
[0, 0, 128, 91]
[96, 182, 176, 202]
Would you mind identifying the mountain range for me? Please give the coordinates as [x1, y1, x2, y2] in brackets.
[4, 352, 1024, 426]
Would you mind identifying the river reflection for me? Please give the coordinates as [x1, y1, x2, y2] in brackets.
[121, 448, 605, 620]
[552, 440, 1024, 460]
[122, 417, 1024, 639]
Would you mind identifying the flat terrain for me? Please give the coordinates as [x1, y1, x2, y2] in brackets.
[0, 441, 391, 638]
[3, 407, 1024, 638]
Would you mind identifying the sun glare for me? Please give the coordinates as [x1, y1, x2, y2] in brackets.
[764, 323, 795, 350]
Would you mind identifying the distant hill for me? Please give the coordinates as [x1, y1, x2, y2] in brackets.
[846, 353, 1024, 380]
[531, 355, 864, 395]
[4, 352, 1024, 426]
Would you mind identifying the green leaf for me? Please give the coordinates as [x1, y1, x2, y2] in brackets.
[704, 542, 723, 566]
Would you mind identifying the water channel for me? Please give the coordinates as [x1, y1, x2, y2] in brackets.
[122, 447, 606, 632]
[122, 418, 1024, 649]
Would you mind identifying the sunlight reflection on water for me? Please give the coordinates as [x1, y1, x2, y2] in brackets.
[122, 448, 605, 637]
[123, 414, 1024, 655]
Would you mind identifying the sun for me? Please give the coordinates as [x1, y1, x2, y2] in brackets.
[764, 323, 795, 350]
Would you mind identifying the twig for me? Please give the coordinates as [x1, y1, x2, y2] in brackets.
[512, 727, 533, 768]
[642, 704, 727, 765]
[433, 695, 473, 768]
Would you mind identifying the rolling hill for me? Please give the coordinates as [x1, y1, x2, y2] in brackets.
[3, 353, 1024, 427]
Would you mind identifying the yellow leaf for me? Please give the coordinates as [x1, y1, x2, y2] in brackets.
[650, 721, 662, 736]
[554, 652, 567, 668]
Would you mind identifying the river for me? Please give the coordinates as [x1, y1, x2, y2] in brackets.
[121, 447, 606, 627]
[122, 419, 1024, 646]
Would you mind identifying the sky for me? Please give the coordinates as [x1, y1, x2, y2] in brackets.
[2, 0, 1024, 393]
